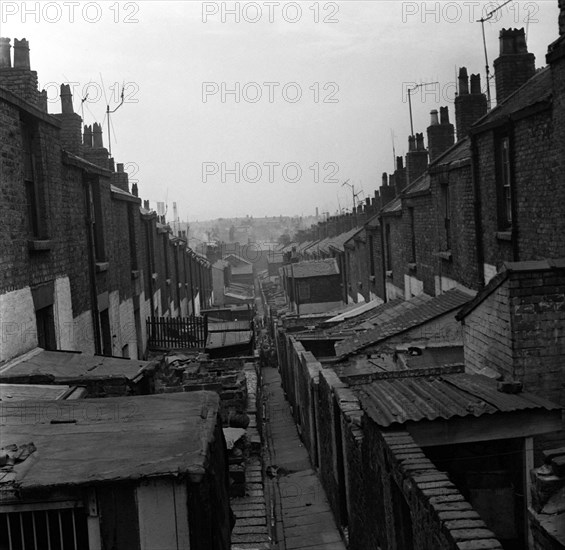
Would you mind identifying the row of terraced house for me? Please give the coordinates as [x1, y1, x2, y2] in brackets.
[0, 37, 212, 364]
[266, 8, 565, 550]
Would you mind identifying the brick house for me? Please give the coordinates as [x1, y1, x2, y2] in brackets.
[0, 37, 212, 362]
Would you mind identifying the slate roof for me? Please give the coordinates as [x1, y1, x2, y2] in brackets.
[335, 290, 472, 357]
[0, 383, 78, 401]
[0, 392, 220, 490]
[432, 137, 471, 167]
[473, 66, 552, 128]
[281, 258, 340, 278]
[327, 227, 362, 252]
[0, 349, 153, 384]
[381, 197, 402, 215]
[402, 173, 430, 197]
[355, 373, 560, 427]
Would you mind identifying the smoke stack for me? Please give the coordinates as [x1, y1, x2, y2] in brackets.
[83, 125, 93, 148]
[0, 38, 11, 68]
[92, 122, 103, 148]
[406, 133, 428, 185]
[455, 67, 487, 140]
[13, 38, 30, 69]
[60, 83, 73, 114]
[427, 106, 455, 163]
[493, 28, 535, 104]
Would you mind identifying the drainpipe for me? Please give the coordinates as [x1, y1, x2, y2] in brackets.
[508, 123, 519, 262]
[144, 217, 156, 315]
[84, 176, 102, 354]
[379, 216, 387, 302]
[470, 131, 486, 288]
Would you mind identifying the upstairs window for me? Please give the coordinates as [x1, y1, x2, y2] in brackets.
[442, 183, 451, 250]
[385, 223, 392, 271]
[497, 136, 513, 230]
[21, 118, 42, 238]
[86, 176, 106, 263]
[409, 207, 416, 263]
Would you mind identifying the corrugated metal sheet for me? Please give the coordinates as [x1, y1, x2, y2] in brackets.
[355, 373, 560, 427]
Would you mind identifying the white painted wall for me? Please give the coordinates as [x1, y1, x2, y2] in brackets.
[73, 310, 96, 354]
[53, 276, 74, 350]
[484, 263, 497, 285]
[404, 275, 424, 300]
[118, 296, 137, 359]
[137, 479, 190, 550]
[0, 287, 36, 362]
[386, 281, 404, 301]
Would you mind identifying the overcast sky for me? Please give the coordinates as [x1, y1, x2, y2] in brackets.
[1, 1, 560, 221]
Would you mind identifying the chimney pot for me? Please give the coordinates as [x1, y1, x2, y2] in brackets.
[470, 74, 482, 95]
[83, 125, 93, 148]
[92, 122, 104, 148]
[60, 83, 74, 114]
[440, 106, 450, 124]
[430, 109, 439, 125]
[132, 183, 138, 197]
[117, 163, 124, 173]
[396, 156, 404, 170]
[458, 67, 469, 95]
[408, 135, 416, 151]
[0, 37, 11, 68]
[416, 132, 425, 150]
[13, 38, 30, 69]
[382, 172, 388, 186]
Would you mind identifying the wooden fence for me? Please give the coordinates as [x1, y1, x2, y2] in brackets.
[146, 315, 208, 350]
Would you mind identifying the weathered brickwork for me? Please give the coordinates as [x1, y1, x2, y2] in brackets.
[462, 264, 565, 408]
[0, 38, 212, 361]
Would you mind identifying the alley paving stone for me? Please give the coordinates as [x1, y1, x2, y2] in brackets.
[262, 366, 346, 550]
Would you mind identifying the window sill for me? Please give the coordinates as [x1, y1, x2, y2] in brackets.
[408, 262, 417, 272]
[95, 262, 109, 273]
[386, 270, 393, 279]
[496, 231, 512, 242]
[28, 239, 53, 252]
[166, 278, 171, 286]
[152, 272, 158, 281]
[436, 250, 452, 261]
[131, 270, 140, 280]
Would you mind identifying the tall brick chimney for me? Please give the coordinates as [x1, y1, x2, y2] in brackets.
[427, 106, 455, 162]
[0, 37, 44, 108]
[454, 67, 487, 140]
[380, 172, 396, 206]
[52, 84, 82, 154]
[493, 28, 536, 104]
[406, 132, 428, 185]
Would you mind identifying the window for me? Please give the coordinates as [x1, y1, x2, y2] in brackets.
[86, 176, 106, 263]
[442, 183, 451, 250]
[21, 118, 41, 238]
[368, 235, 375, 276]
[0, 505, 90, 550]
[409, 207, 416, 263]
[127, 204, 138, 270]
[385, 223, 392, 271]
[497, 136, 513, 230]
[298, 282, 310, 301]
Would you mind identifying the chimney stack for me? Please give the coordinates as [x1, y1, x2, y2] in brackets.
[454, 67, 487, 140]
[92, 122, 103, 148]
[60, 83, 73, 114]
[132, 183, 139, 197]
[112, 163, 129, 192]
[83, 125, 93, 148]
[0, 38, 11, 68]
[427, 106, 455, 163]
[493, 28, 536, 104]
[51, 83, 82, 154]
[13, 38, 29, 69]
[406, 133, 428, 185]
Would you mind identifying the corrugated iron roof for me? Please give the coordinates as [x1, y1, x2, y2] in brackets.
[336, 290, 472, 357]
[355, 373, 560, 427]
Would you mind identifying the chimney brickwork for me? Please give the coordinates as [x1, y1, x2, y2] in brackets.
[494, 28, 536, 104]
[454, 67, 487, 140]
